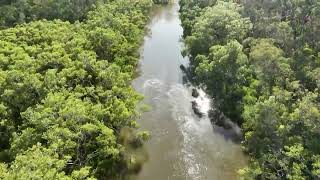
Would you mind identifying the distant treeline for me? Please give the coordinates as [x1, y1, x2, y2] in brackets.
[0, 0, 153, 179]
[180, 0, 320, 179]
[0, 0, 104, 28]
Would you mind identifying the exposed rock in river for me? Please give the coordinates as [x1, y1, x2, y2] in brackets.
[180, 64, 194, 83]
[179, 64, 187, 72]
[191, 100, 203, 118]
[208, 108, 243, 142]
[191, 88, 199, 98]
[182, 76, 188, 85]
[208, 109, 232, 129]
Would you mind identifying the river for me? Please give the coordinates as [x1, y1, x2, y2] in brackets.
[132, 1, 247, 179]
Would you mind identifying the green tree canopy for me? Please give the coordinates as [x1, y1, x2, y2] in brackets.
[0, 0, 152, 178]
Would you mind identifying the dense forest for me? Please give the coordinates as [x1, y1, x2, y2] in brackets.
[0, 0, 319, 179]
[180, 0, 320, 179]
[0, 0, 154, 179]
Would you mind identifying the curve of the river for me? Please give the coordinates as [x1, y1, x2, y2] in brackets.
[132, 1, 247, 180]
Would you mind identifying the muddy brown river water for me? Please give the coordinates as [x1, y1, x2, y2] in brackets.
[132, 1, 247, 179]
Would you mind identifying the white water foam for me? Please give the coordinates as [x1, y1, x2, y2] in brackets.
[167, 84, 214, 180]
[140, 78, 245, 179]
[194, 88, 212, 116]
[142, 79, 165, 100]
[143, 79, 164, 90]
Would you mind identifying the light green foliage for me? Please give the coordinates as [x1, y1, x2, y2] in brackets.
[0, 0, 152, 178]
[1, 144, 74, 180]
[179, 0, 217, 37]
[313, 155, 320, 177]
[85, 0, 152, 71]
[1, 144, 96, 179]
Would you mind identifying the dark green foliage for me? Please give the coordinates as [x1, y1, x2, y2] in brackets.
[194, 40, 250, 122]
[181, 0, 252, 122]
[180, 0, 320, 179]
[0, 0, 102, 28]
[153, 0, 169, 4]
[0, 0, 152, 179]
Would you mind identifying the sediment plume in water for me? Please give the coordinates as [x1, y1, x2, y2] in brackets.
[132, 1, 247, 179]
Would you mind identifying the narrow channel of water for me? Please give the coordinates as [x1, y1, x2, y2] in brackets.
[132, 1, 247, 179]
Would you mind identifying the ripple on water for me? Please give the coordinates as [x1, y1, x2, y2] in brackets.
[167, 84, 214, 180]
[140, 79, 246, 180]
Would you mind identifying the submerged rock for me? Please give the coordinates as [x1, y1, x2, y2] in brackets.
[191, 100, 203, 118]
[179, 64, 187, 72]
[182, 75, 188, 85]
[216, 118, 233, 130]
[191, 88, 199, 98]
[208, 108, 243, 142]
[208, 109, 232, 129]
[180, 64, 193, 83]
